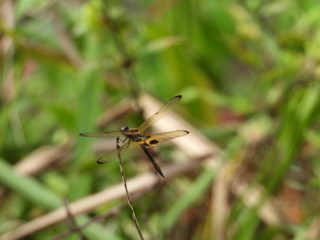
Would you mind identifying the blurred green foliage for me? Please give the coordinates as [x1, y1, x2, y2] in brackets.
[1, 0, 320, 239]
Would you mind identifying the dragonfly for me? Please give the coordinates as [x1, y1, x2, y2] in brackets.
[80, 95, 189, 178]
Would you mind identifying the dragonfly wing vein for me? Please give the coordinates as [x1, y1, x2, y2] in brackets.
[145, 130, 189, 146]
[79, 131, 122, 138]
[97, 140, 136, 164]
[138, 95, 182, 132]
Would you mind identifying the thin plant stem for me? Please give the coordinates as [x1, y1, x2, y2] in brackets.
[116, 137, 145, 240]
[49, 204, 123, 240]
[62, 198, 88, 240]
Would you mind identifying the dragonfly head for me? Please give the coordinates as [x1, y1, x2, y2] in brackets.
[121, 125, 129, 131]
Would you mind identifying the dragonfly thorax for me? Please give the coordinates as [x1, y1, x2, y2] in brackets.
[120, 126, 148, 143]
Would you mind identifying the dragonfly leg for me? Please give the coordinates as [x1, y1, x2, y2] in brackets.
[120, 136, 128, 143]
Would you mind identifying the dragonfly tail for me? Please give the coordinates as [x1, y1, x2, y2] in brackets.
[141, 146, 164, 178]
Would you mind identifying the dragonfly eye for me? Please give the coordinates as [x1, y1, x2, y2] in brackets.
[121, 125, 129, 131]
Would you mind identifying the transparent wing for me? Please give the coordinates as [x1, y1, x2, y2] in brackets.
[96, 140, 139, 164]
[79, 131, 122, 138]
[145, 130, 189, 147]
[138, 95, 182, 132]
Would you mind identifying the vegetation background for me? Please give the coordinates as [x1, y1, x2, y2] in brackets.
[1, 0, 320, 239]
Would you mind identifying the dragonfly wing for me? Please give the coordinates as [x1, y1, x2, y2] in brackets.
[145, 130, 189, 147]
[96, 140, 138, 164]
[79, 131, 122, 138]
[138, 95, 182, 132]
